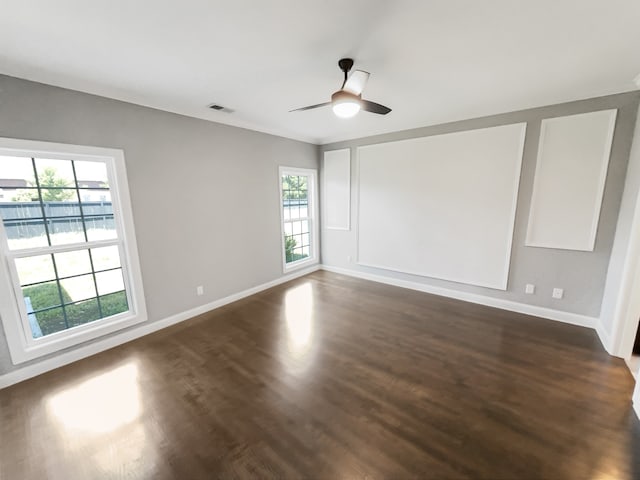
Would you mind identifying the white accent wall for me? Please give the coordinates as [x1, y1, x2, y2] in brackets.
[321, 92, 640, 321]
[356, 124, 526, 290]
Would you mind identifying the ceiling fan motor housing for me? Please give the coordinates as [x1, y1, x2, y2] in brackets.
[331, 90, 361, 104]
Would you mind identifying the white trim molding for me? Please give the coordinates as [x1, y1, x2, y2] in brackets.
[595, 319, 614, 355]
[0, 264, 319, 389]
[526, 110, 617, 251]
[321, 265, 598, 330]
[634, 381, 640, 419]
[600, 102, 640, 359]
[322, 148, 351, 231]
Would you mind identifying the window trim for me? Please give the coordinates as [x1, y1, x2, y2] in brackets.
[0, 138, 147, 364]
[278, 166, 319, 273]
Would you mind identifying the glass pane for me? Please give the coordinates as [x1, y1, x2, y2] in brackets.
[301, 220, 309, 233]
[85, 214, 117, 241]
[292, 221, 302, 235]
[0, 189, 41, 219]
[15, 254, 55, 286]
[283, 222, 293, 235]
[289, 205, 299, 220]
[91, 245, 121, 271]
[65, 298, 101, 327]
[48, 217, 85, 245]
[0, 156, 43, 251]
[100, 291, 129, 317]
[285, 235, 295, 263]
[301, 233, 310, 247]
[79, 191, 113, 214]
[40, 189, 80, 217]
[54, 249, 92, 278]
[0, 156, 36, 187]
[34, 159, 74, 187]
[22, 281, 64, 312]
[31, 306, 67, 337]
[299, 203, 308, 218]
[96, 268, 124, 296]
[74, 161, 109, 188]
[6, 219, 48, 250]
[302, 246, 310, 256]
[60, 274, 97, 303]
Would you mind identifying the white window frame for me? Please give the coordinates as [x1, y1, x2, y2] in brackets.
[278, 166, 319, 272]
[0, 138, 147, 364]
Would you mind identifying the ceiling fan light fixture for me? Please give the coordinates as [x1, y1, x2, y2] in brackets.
[290, 60, 391, 116]
[331, 90, 361, 118]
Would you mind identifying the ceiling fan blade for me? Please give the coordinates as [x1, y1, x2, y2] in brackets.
[289, 102, 331, 112]
[361, 99, 392, 115]
[343, 70, 370, 95]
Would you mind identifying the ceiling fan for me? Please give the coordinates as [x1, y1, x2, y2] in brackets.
[290, 58, 392, 118]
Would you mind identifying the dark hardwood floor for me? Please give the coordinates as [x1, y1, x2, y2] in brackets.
[1, 270, 638, 479]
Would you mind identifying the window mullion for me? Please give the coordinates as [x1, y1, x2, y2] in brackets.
[71, 160, 88, 243]
[87, 249, 103, 318]
[30, 157, 52, 247]
[49, 253, 70, 330]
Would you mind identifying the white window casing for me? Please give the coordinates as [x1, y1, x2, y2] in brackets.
[0, 138, 147, 364]
[278, 166, 318, 272]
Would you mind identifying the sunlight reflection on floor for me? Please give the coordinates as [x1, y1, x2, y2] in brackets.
[47, 362, 141, 433]
[283, 282, 316, 376]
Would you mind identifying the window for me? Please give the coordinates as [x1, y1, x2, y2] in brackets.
[0, 138, 146, 364]
[279, 167, 318, 271]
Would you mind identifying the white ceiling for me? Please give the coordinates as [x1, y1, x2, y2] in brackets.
[1, 1, 639, 145]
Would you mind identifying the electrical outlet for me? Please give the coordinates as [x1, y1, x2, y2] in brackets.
[196, 285, 204, 296]
[552, 288, 563, 299]
[525, 284, 535, 294]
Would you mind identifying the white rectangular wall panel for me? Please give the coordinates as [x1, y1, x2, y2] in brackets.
[323, 148, 351, 230]
[357, 123, 526, 290]
[526, 109, 617, 251]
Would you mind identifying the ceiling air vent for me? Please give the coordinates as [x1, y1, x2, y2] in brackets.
[208, 103, 234, 113]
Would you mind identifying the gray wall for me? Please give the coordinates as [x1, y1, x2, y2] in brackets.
[321, 92, 640, 317]
[0, 75, 319, 374]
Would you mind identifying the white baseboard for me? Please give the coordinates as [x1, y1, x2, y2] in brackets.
[634, 385, 640, 419]
[321, 265, 598, 330]
[595, 319, 614, 355]
[0, 264, 320, 389]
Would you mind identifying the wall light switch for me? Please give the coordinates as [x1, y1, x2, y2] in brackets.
[525, 284, 535, 294]
[196, 286, 204, 296]
[552, 288, 563, 299]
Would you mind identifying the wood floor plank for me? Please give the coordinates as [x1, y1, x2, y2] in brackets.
[1, 270, 638, 479]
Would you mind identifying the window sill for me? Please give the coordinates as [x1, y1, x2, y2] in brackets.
[6, 310, 147, 365]
[284, 257, 318, 273]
